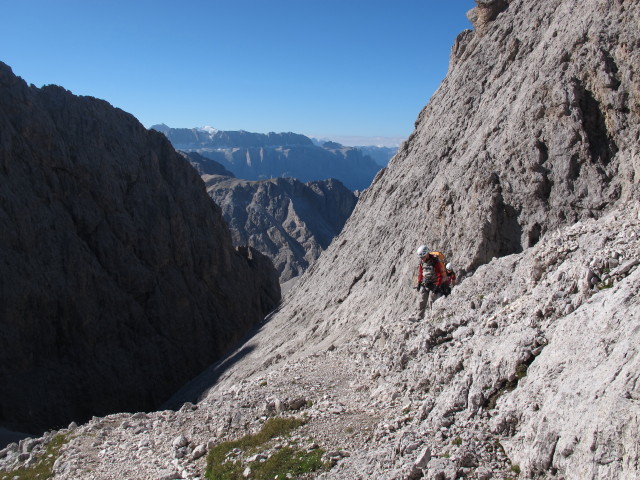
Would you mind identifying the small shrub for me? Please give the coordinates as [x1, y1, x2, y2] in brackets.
[597, 281, 614, 290]
[451, 437, 462, 446]
[511, 464, 521, 475]
[515, 363, 528, 380]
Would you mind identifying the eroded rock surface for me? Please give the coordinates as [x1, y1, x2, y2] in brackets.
[203, 174, 357, 283]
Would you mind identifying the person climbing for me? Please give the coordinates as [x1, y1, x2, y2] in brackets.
[445, 263, 457, 288]
[415, 245, 449, 316]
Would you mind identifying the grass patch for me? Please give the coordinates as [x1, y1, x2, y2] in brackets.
[251, 447, 326, 480]
[451, 437, 462, 446]
[515, 363, 528, 380]
[0, 433, 70, 480]
[511, 464, 521, 475]
[205, 417, 328, 480]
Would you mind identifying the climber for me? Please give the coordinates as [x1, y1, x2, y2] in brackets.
[414, 245, 449, 315]
[445, 262, 457, 289]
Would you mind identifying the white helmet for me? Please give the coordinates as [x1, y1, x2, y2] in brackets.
[446, 263, 452, 270]
[416, 245, 429, 257]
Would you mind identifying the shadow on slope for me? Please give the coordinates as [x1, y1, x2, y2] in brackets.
[161, 317, 269, 409]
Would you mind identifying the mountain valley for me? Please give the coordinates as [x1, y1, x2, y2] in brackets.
[1, 0, 640, 479]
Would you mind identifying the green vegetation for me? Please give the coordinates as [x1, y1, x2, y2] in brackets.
[250, 447, 326, 480]
[597, 280, 614, 290]
[0, 433, 70, 480]
[511, 464, 521, 475]
[205, 417, 328, 480]
[515, 363, 529, 380]
[451, 437, 462, 446]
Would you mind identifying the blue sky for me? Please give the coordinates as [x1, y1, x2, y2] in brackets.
[1, 1, 475, 146]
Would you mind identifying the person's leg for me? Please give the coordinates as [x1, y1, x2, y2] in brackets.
[416, 287, 429, 317]
[428, 289, 442, 310]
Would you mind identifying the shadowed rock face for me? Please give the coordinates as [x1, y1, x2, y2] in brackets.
[0, 62, 280, 434]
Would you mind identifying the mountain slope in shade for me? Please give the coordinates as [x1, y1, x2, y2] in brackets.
[0, 62, 280, 435]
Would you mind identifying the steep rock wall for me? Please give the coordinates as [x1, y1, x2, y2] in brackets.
[259, 0, 640, 344]
[0, 63, 280, 435]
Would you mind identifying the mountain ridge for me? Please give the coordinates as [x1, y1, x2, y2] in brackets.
[180, 151, 358, 284]
[154, 124, 383, 191]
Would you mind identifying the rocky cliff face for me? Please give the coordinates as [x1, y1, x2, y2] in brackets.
[0, 63, 280, 436]
[154, 125, 383, 191]
[2, 1, 640, 479]
[202, 173, 357, 283]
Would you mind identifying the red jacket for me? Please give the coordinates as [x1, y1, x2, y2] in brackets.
[418, 255, 447, 287]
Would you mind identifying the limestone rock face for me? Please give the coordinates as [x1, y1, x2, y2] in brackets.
[152, 124, 314, 149]
[154, 125, 382, 191]
[267, 0, 640, 334]
[202, 174, 357, 283]
[0, 62, 280, 435]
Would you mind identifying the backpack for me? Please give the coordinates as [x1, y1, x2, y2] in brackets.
[429, 251, 445, 263]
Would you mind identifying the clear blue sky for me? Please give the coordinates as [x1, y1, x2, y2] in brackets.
[1, 1, 475, 145]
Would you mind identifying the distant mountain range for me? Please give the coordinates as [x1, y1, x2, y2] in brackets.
[152, 124, 387, 191]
